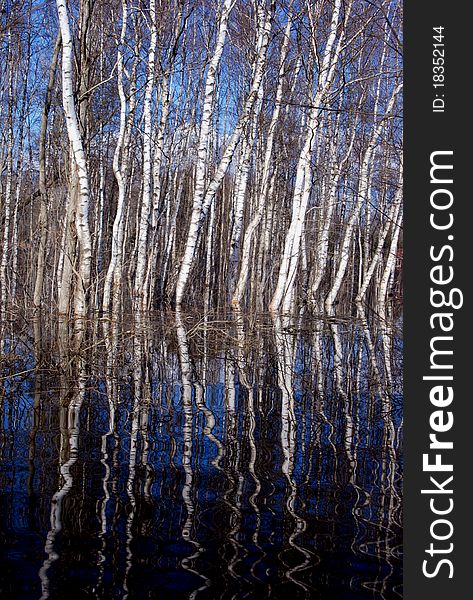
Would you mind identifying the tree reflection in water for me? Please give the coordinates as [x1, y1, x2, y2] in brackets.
[0, 312, 402, 599]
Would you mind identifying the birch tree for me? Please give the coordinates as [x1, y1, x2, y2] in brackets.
[269, 0, 348, 314]
[56, 0, 92, 331]
[34, 33, 62, 312]
[0, 0, 402, 325]
[325, 81, 402, 314]
[102, 0, 129, 316]
[133, 0, 158, 313]
[231, 10, 292, 308]
[175, 0, 274, 307]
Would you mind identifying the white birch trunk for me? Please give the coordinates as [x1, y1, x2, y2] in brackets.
[103, 0, 129, 315]
[231, 14, 293, 308]
[34, 33, 62, 312]
[0, 131, 13, 316]
[134, 0, 157, 312]
[325, 82, 402, 315]
[228, 121, 255, 285]
[57, 173, 76, 317]
[174, 0, 234, 307]
[176, 0, 273, 307]
[309, 105, 359, 306]
[56, 0, 92, 328]
[378, 195, 403, 385]
[269, 0, 346, 314]
[356, 163, 403, 306]
[11, 32, 31, 302]
[0, 37, 14, 317]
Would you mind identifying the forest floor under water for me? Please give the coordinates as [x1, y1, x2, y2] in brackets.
[0, 311, 402, 599]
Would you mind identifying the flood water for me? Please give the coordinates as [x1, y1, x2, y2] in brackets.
[0, 312, 402, 599]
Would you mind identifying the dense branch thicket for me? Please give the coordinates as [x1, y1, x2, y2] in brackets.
[0, 0, 402, 326]
[1, 5, 402, 591]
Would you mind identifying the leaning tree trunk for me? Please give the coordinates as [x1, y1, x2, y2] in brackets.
[269, 0, 347, 315]
[356, 163, 403, 307]
[175, 0, 234, 307]
[325, 82, 402, 315]
[231, 11, 292, 308]
[176, 0, 274, 307]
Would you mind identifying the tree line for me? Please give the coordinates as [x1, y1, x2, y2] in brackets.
[0, 0, 402, 332]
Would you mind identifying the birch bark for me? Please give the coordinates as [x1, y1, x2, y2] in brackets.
[175, 0, 273, 307]
[231, 12, 292, 307]
[34, 33, 62, 312]
[356, 163, 403, 306]
[309, 107, 358, 306]
[174, 0, 234, 307]
[0, 37, 14, 317]
[134, 0, 157, 312]
[325, 82, 402, 314]
[56, 0, 92, 328]
[103, 0, 129, 316]
[269, 0, 346, 314]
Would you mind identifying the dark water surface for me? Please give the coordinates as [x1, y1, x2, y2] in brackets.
[1, 314, 402, 599]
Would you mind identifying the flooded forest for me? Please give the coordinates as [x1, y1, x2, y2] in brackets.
[1, 0, 403, 598]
